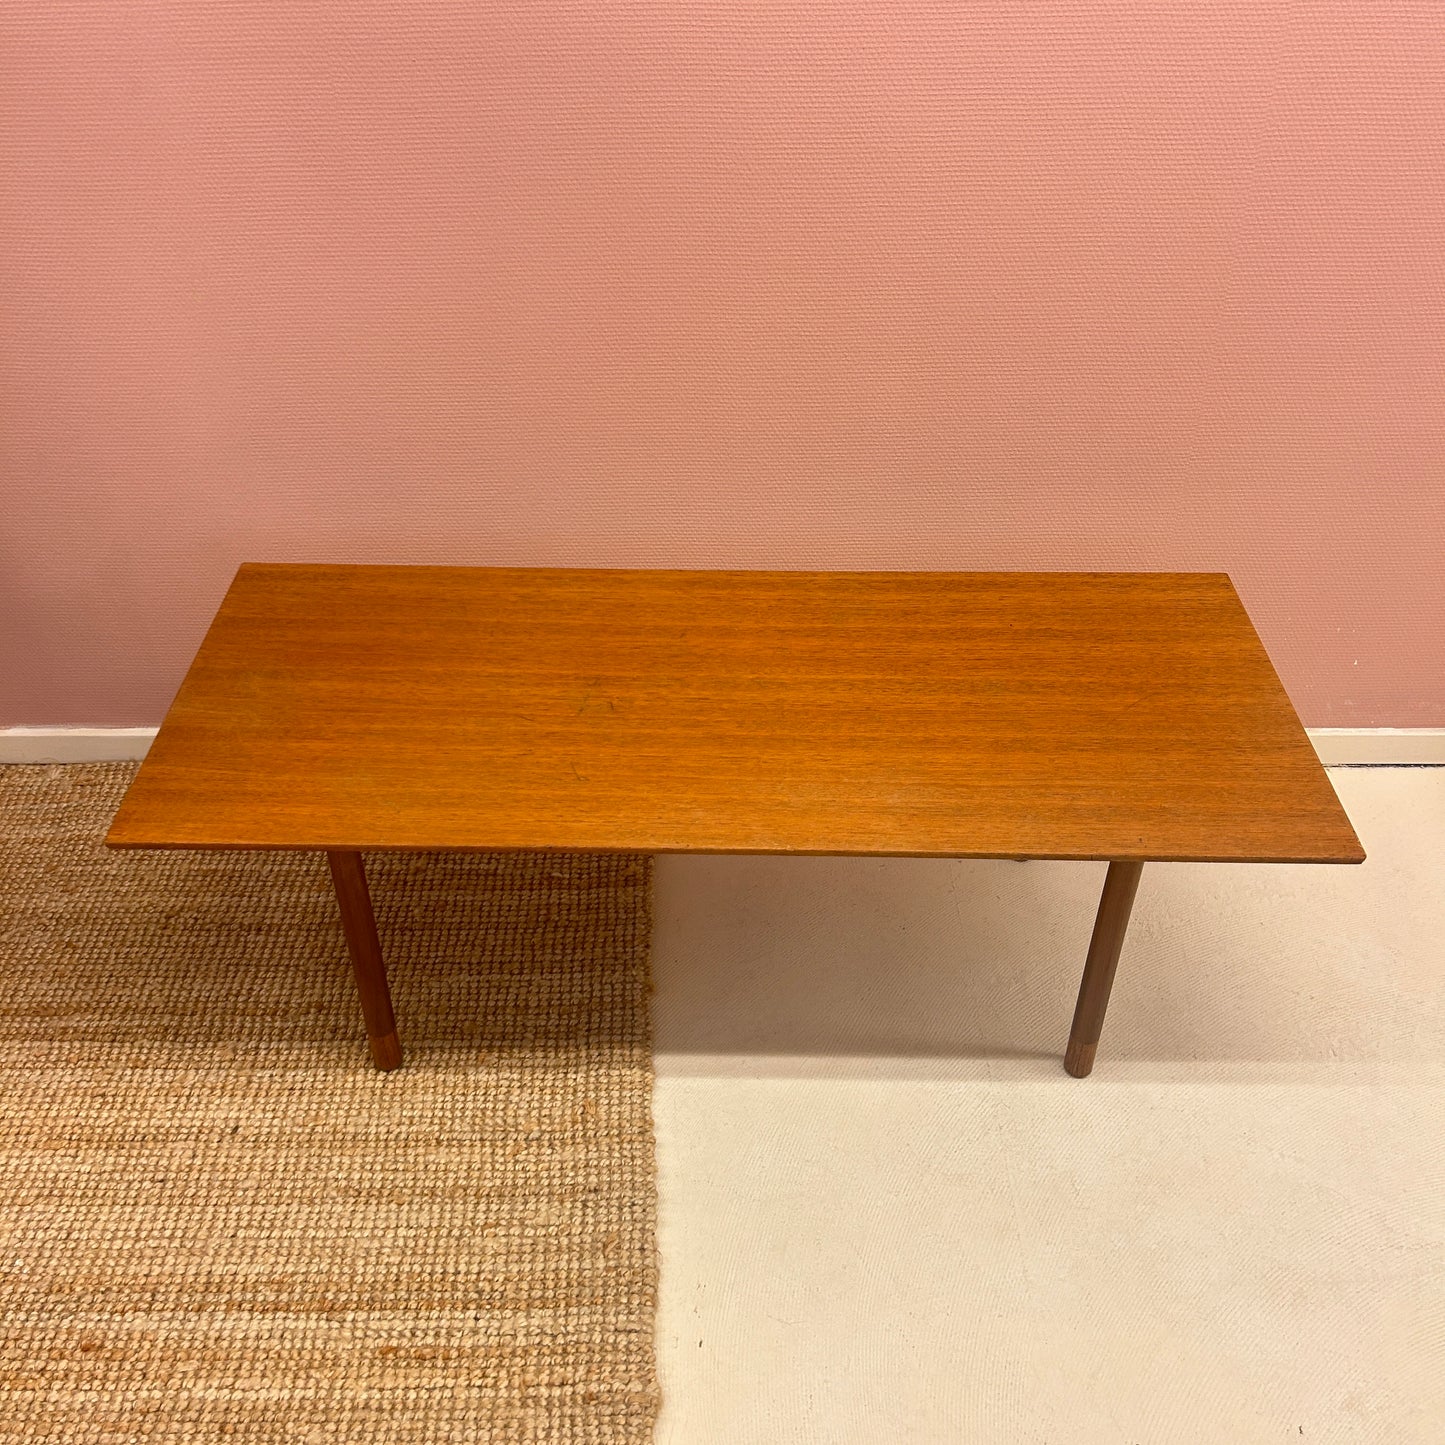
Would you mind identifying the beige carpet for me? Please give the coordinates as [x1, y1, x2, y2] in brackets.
[0, 764, 659, 1443]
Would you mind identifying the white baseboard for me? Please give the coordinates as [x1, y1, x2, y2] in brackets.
[0, 727, 158, 763]
[1307, 728, 1445, 766]
[2, 725, 1442, 767]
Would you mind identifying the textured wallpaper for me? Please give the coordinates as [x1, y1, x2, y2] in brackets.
[2, 2, 1441, 726]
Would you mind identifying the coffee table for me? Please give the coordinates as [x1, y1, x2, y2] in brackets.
[106, 566, 1363, 1076]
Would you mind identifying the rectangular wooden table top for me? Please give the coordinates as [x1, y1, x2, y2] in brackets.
[107, 566, 1363, 865]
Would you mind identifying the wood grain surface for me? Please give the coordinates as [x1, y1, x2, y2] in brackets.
[106, 566, 1363, 864]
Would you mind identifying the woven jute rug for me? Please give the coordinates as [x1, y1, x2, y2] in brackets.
[0, 764, 659, 1442]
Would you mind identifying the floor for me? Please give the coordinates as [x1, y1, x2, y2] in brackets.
[649, 768, 1445, 1443]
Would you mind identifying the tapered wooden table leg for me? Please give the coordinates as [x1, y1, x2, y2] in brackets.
[327, 850, 402, 1071]
[1064, 860, 1145, 1078]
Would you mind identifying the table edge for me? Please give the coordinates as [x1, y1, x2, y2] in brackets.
[103, 834, 1367, 865]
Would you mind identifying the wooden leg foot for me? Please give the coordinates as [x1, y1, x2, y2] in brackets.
[327, 850, 403, 1071]
[367, 1028, 402, 1072]
[1064, 860, 1144, 1078]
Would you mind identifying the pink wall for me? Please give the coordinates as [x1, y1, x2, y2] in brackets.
[3, 3, 1441, 727]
